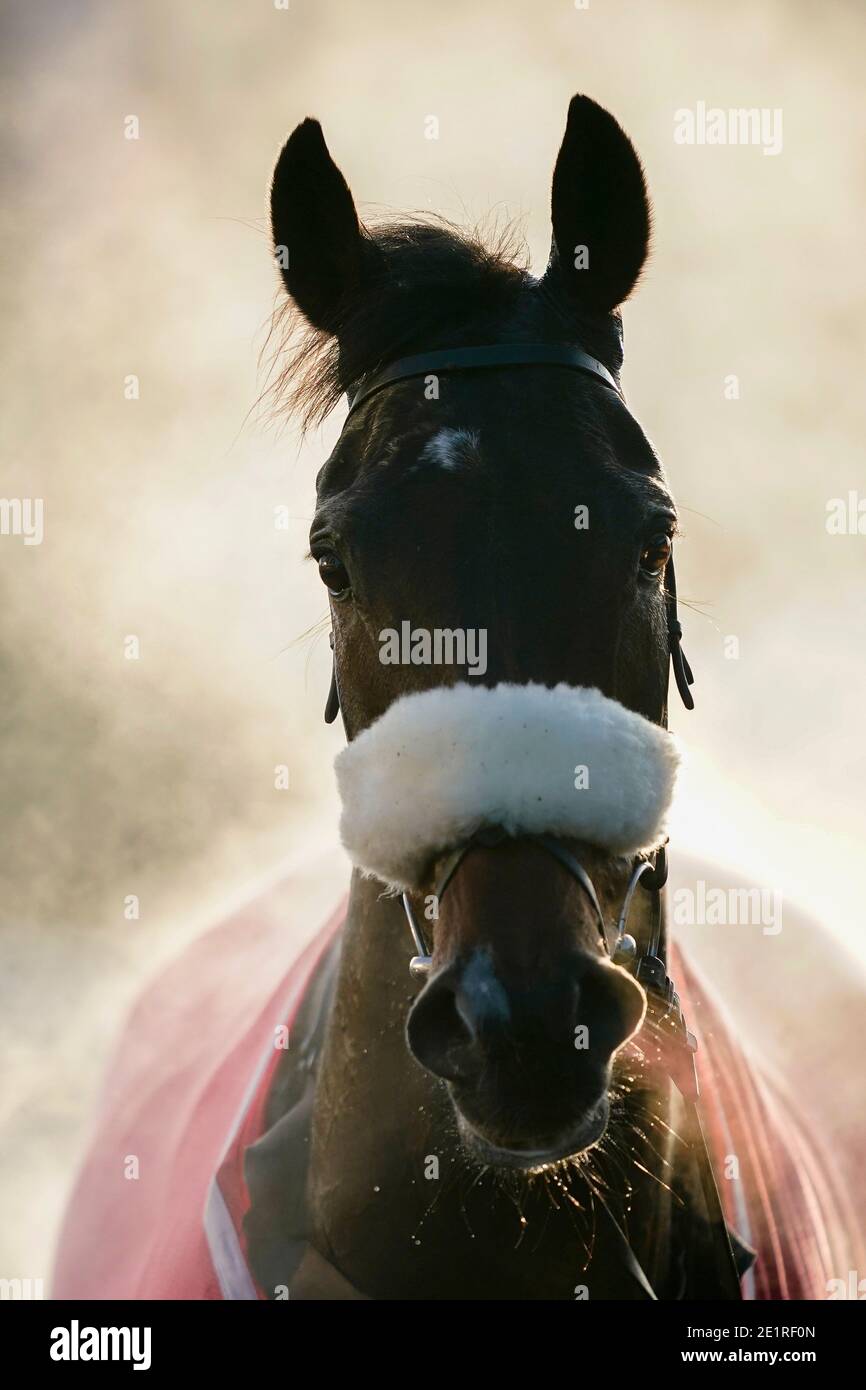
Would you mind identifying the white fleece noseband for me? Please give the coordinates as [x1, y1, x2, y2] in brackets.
[335, 683, 680, 892]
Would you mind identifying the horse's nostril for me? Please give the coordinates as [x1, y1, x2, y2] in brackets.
[407, 970, 479, 1082]
[408, 954, 645, 1088]
[582, 960, 646, 1053]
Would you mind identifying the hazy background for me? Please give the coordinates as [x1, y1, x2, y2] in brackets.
[1, 0, 864, 1280]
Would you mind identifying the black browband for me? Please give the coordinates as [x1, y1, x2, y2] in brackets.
[345, 342, 620, 416]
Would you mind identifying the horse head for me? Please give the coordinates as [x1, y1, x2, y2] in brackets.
[270, 95, 688, 1170]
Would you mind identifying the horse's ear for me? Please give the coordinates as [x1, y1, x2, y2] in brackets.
[542, 95, 651, 316]
[270, 119, 365, 331]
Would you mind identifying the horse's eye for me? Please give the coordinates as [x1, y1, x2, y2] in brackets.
[639, 533, 672, 578]
[317, 552, 351, 598]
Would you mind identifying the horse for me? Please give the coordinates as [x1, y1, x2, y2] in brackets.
[52, 95, 862, 1302]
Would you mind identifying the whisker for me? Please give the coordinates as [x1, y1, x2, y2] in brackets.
[271, 612, 332, 661]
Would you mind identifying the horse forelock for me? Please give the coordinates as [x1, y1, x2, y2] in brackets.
[260, 213, 624, 434]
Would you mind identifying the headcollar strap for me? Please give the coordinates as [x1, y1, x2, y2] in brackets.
[345, 342, 621, 417]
